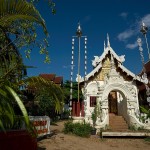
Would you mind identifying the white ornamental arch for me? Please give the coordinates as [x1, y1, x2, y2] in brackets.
[101, 83, 133, 102]
[86, 81, 99, 94]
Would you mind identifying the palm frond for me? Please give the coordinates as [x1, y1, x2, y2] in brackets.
[24, 76, 64, 113]
[0, 0, 48, 35]
[5, 86, 29, 126]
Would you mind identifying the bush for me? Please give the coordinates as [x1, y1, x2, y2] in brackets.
[63, 121, 92, 137]
[63, 121, 74, 134]
[61, 109, 70, 119]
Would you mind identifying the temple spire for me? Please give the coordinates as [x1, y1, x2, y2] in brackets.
[107, 33, 110, 47]
[104, 41, 106, 50]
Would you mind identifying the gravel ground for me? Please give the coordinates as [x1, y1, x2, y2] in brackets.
[38, 120, 150, 150]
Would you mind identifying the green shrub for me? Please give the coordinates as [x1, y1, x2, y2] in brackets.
[73, 122, 92, 137]
[144, 137, 150, 142]
[63, 121, 74, 134]
[63, 121, 92, 137]
[129, 125, 137, 131]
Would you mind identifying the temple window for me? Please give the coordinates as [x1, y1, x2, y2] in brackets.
[90, 96, 96, 107]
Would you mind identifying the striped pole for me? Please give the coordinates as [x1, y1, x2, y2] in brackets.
[70, 38, 75, 107]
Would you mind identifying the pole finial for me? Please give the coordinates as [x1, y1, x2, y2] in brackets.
[76, 21, 82, 37]
[140, 21, 148, 35]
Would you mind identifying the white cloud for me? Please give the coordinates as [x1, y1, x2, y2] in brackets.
[141, 14, 150, 26]
[117, 13, 150, 49]
[117, 29, 134, 41]
[126, 42, 138, 49]
[120, 12, 128, 19]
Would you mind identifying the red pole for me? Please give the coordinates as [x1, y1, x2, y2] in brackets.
[77, 102, 80, 116]
[81, 101, 84, 117]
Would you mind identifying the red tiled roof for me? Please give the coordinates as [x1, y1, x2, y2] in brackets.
[54, 76, 63, 84]
[39, 74, 56, 81]
[39, 74, 63, 85]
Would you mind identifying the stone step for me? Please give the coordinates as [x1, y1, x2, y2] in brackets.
[109, 115, 128, 131]
[110, 126, 128, 129]
[102, 132, 150, 137]
[110, 119, 127, 122]
[109, 122, 127, 125]
[109, 116, 125, 119]
[110, 121, 127, 124]
[110, 124, 128, 127]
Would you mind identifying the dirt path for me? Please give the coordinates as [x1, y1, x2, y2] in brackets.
[38, 120, 150, 150]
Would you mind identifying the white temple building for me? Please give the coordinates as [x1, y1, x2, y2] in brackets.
[73, 35, 150, 130]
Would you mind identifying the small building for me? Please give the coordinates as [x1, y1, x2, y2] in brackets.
[39, 74, 63, 86]
[72, 35, 150, 130]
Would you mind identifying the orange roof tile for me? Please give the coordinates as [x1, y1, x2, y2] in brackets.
[39, 74, 56, 81]
[54, 76, 63, 84]
[39, 74, 63, 85]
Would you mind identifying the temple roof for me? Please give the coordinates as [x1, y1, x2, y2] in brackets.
[80, 35, 143, 83]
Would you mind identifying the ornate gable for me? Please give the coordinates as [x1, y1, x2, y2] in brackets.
[80, 35, 143, 84]
[95, 56, 111, 81]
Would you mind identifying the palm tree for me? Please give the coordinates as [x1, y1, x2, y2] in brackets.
[0, 0, 49, 131]
[0, 53, 29, 130]
[0, 0, 47, 35]
[24, 76, 64, 115]
[0, 0, 49, 62]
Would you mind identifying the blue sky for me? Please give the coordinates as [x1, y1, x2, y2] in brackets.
[22, 0, 150, 81]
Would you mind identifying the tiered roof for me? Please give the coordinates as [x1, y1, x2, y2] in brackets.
[80, 34, 143, 83]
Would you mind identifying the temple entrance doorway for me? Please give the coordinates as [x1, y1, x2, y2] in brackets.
[108, 91, 118, 115]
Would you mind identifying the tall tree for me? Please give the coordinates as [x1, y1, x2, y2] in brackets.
[0, 0, 52, 131]
[0, 0, 50, 63]
[24, 76, 64, 115]
[63, 80, 83, 104]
